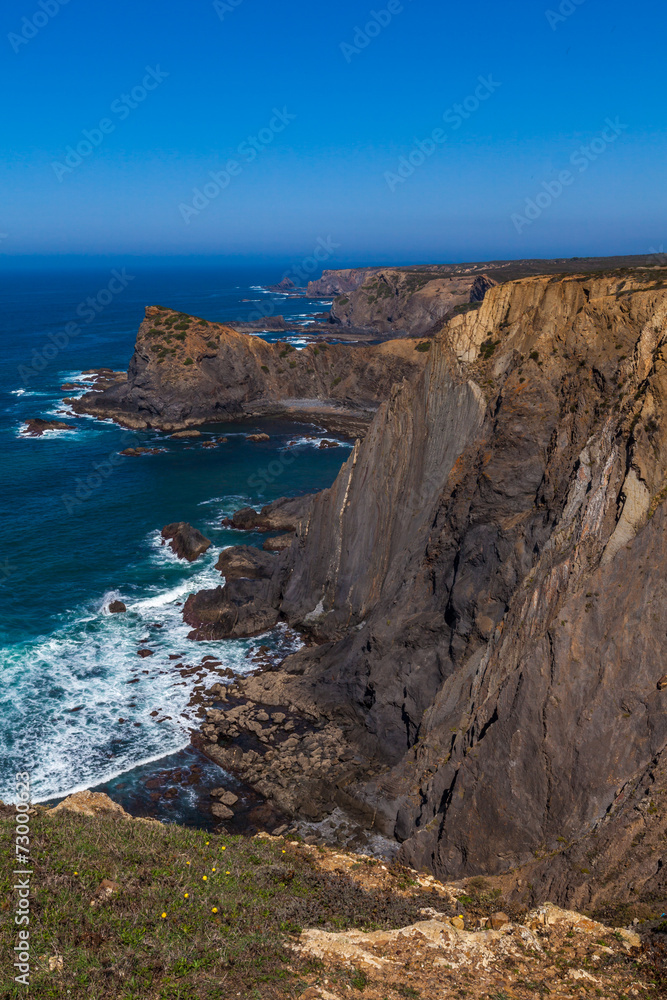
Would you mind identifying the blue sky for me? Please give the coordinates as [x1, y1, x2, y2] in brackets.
[1, 0, 665, 263]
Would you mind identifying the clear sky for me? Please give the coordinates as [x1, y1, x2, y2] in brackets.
[1, 0, 665, 263]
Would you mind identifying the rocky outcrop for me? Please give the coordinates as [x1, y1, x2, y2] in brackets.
[327, 269, 496, 335]
[215, 546, 277, 580]
[306, 268, 382, 298]
[22, 418, 75, 436]
[192, 266, 667, 899]
[221, 494, 317, 533]
[161, 523, 211, 562]
[71, 307, 429, 433]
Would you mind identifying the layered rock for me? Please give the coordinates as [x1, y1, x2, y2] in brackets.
[192, 267, 667, 899]
[327, 268, 496, 336]
[71, 307, 429, 433]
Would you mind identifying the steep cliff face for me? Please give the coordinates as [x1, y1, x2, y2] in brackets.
[327, 269, 495, 335]
[198, 268, 667, 894]
[73, 306, 428, 432]
[306, 268, 381, 298]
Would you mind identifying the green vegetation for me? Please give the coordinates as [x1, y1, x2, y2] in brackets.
[261, 365, 270, 373]
[336, 296, 349, 306]
[331, 376, 342, 388]
[184, 358, 194, 366]
[414, 341, 431, 353]
[289, 361, 297, 369]
[480, 337, 500, 361]
[0, 811, 437, 998]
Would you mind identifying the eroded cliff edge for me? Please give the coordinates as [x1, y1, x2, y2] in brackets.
[72, 306, 429, 433]
[195, 267, 667, 903]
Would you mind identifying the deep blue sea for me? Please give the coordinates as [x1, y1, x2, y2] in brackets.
[0, 259, 347, 820]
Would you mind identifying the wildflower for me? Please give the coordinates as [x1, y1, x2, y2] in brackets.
[212, 867, 216, 872]
[184, 893, 189, 899]
[161, 912, 167, 919]
[205, 841, 210, 845]
[221, 846, 226, 851]
[212, 907, 218, 913]
[202, 875, 208, 881]
[186, 861, 190, 866]
[226, 871, 230, 875]
[73, 871, 78, 875]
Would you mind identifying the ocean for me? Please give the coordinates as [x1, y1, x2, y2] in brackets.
[0, 259, 350, 826]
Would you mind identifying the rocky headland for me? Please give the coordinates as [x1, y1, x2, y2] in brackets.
[185, 264, 667, 916]
[72, 306, 429, 434]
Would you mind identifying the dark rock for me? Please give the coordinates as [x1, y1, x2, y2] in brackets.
[215, 546, 276, 580]
[211, 803, 234, 820]
[137, 649, 154, 658]
[161, 523, 212, 562]
[263, 534, 294, 552]
[246, 433, 270, 442]
[22, 418, 75, 437]
[222, 494, 317, 533]
[658, 675, 667, 691]
[171, 430, 201, 438]
[108, 601, 126, 614]
[119, 447, 166, 457]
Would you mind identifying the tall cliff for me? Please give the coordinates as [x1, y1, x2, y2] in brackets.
[195, 267, 667, 897]
[324, 268, 495, 336]
[73, 306, 428, 432]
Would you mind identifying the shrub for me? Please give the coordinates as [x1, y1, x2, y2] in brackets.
[331, 376, 342, 388]
[184, 357, 194, 365]
[415, 341, 431, 352]
[261, 365, 269, 373]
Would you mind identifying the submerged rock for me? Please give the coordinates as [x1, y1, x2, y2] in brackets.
[22, 418, 75, 437]
[108, 600, 126, 614]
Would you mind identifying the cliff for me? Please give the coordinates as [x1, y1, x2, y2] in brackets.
[193, 266, 667, 903]
[72, 306, 429, 433]
[325, 268, 496, 336]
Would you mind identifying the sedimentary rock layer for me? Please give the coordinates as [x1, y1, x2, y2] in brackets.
[194, 267, 667, 900]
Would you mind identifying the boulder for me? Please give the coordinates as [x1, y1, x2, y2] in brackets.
[211, 803, 234, 820]
[246, 433, 270, 442]
[263, 534, 294, 552]
[222, 493, 317, 533]
[109, 601, 127, 614]
[161, 522, 212, 562]
[170, 430, 201, 438]
[488, 912, 510, 930]
[215, 546, 276, 580]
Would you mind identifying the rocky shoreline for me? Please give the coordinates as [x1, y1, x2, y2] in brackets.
[58, 260, 667, 923]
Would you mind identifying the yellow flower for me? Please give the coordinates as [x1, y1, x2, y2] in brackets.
[282, 850, 286, 854]
[226, 871, 231, 875]
[212, 907, 218, 914]
[221, 846, 226, 851]
[212, 868, 216, 872]
[184, 893, 189, 899]
[205, 841, 210, 846]
[186, 861, 190, 866]
[161, 912, 167, 919]
[73, 871, 78, 875]
[202, 875, 208, 881]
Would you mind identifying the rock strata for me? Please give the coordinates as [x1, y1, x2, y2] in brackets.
[189, 267, 667, 905]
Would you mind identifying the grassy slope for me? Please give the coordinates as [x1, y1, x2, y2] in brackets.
[0, 811, 438, 1000]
